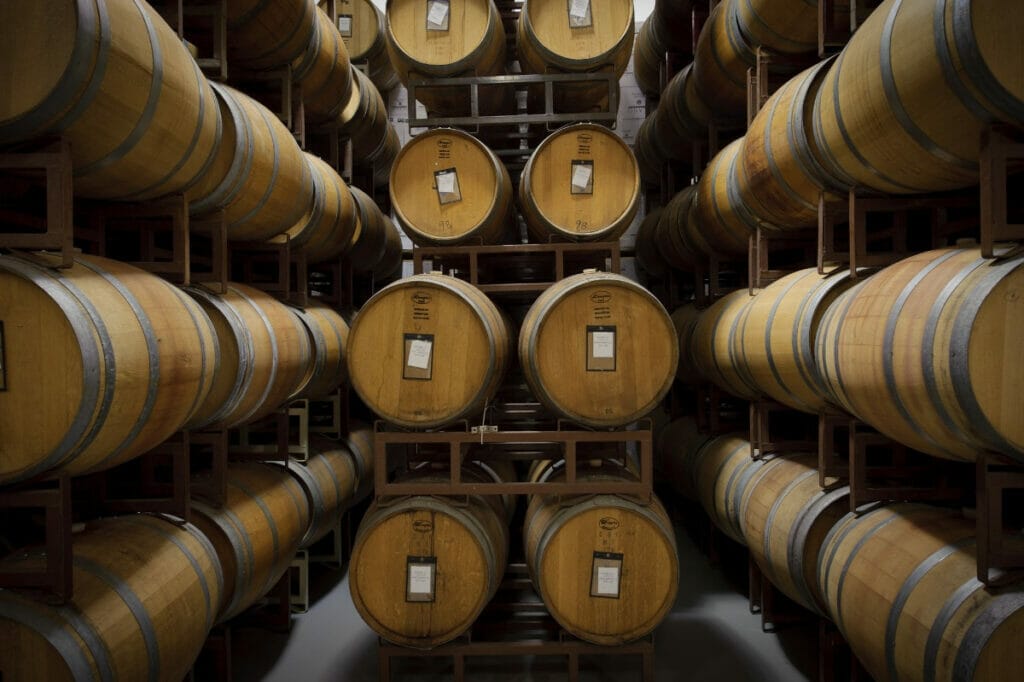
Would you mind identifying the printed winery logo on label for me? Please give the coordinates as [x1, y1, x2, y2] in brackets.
[437, 138, 452, 149]
[412, 520, 434, 532]
[577, 133, 593, 143]
[599, 517, 620, 531]
[590, 290, 612, 304]
[411, 292, 432, 305]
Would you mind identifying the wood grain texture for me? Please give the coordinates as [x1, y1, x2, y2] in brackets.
[812, 0, 1024, 194]
[519, 272, 678, 427]
[344, 421, 376, 499]
[818, 504, 1024, 682]
[191, 462, 312, 623]
[390, 127, 512, 246]
[293, 6, 355, 122]
[331, 0, 400, 91]
[226, 0, 318, 69]
[347, 274, 510, 428]
[0, 252, 217, 485]
[692, 138, 760, 257]
[0, 515, 222, 682]
[690, 289, 760, 400]
[815, 247, 1024, 463]
[336, 68, 400, 184]
[347, 184, 403, 275]
[286, 153, 358, 263]
[292, 301, 351, 400]
[656, 186, 709, 269]
[691, 434, 762, 544]
[692, 1, 756, 118]
[288, 438, 359, 547]
[519, 123, 640, 243]
[0, 0, 221, 201]
[734, 0, 822, 55]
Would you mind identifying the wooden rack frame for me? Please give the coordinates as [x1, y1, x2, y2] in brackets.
[0, 476, 73, 602]
[749, 400, 817, 460]
[162, 0, 229, 81]
[232, 236, 308, 307]
[746, 48, 818, 127]
[748, 226, 818, 292]
[975, 453, 1024, 585]
[0, 138, 74, 267]
[980, 123, 1024, 257]
[748, 556, 814, 633]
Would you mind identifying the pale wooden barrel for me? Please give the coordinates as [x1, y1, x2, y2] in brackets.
[292, 301, 350, 399]
[0, 0, 221, 201]
[656, 185, 710, 269]
[741, 454, 849, 616]
[292, 6, 355, 122]
[390, 127, 513, 246]
[191, 462, 312, 622]
[741, 60, 841, 231]
[331, 0, 400, 91]
[347, 274, 511, 428]
[336, 67, 399, 185]
[0, 252, 217, 485]
[517, 0, 634, 111]
[654, 64, 713, 161]
[658, 416, 711, 497]
[519, 272, 678, 427]
[815, 247, 1024, 463]
[226, 0, 318, 70]
[690, 289, 760, 401]
[519, 124, 641, 243]
[691, 434, 761, 544]
[811, 0, 1024, 195]
[733, 267, 865, 413]
[286, 439, 359, 547]
[385, 0, 506, 114]
[524, 463, 678, 645]
[693, 1, 757, 119]
[189, 83, 314, 242]
[344, 421, 377, 499]
[633, 17, 666, 97]
[693, 138, 764, 258]
[350, 463, 510, 648]
[0, 514, 223, 682]
[285, 153, 358, 264]
[186, 283, 312, 430]
[735, 0, 822, 55]
[818, 504, 1024, 682]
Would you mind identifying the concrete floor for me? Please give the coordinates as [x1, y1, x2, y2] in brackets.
[231, 526, 815, 682]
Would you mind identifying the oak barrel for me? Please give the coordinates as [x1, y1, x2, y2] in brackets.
[390, 127, 513, 246]
[741, 454, 849, 615]
[656, 185, 710, 269]
[347, 274, 511, 428]
[654, 64, 712, 161]
[815, 247, 1024, 463]
[690, 289, 760, 401]
[634, 208, 668, 278]
[691, 434, 761, 544]
[336, 67, 400, 185]
[350, 463, 510, 648]
[344, 421, 377, 499]
[818, 504, 1024, 682]
[0, 514, 223, 682]
[189, 83, 314, 241]
[524, 461, 678, 645]
[734, 0, 821, 55]
[634, 113, 668, 185]
[191, 462, 312, 622]
[186, 283, 312, 430]
[226, 0, 318, 70]
[285, 153, 358, 264]
[331, 0, 400, 92]
[0, 252, 217, 485]
[347, 185, 404, 277]
[0, 0, 221, 201]
[519, 123, 641, 243]
[733, 267, 867, 413]
[632, 17, 666, 97]
[292, 301, 350, 400]
[693, 137, 764, 257]
[287, 438, 360, 547]
[811, 0, 1024, 194]
[693, 1, 757, 119]
[519, 272, 678, 427]
[292, 6, 355, 122]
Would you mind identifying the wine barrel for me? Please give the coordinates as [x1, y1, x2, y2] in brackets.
[347, 274, 511, 428]
[811, 0, 1024, 195]
[292, 301, 350, 399]
[634, 208, 668, 278]
[189, 83, 314, 242]
[633, 18, 666, 97]
[733, 267, 867, 413]
[524, 462, 678, 645]
[227, 0, 318, 70]
[285, 153, 358, 264]
[815, 247, 1024, 463]
[735, 0, 822, 55]
[634, 113, 668, 185]
[350, 463, 510, 648]
[741, 60, 841, 231]
[693, 1, 757, 119]
[373, 211, 405, 282]
[337, 67, 399, 185]
[332, 0, 400, 92]
[0, 252, 217, 485]
[390, 127, 513, 246]
[344, 421, 376, 499]
[670, 303, 701, 383]
[0, 0, 221, 201]
[186, 283, 312, 430]
[519, 124, 641, 243]
[690, 289, 760, 401]
[0, 515, 223, 682]
[818, 503, 1024, 682]
[693, 138, 763, 258]
[287, 439, 359, 547]
[347, 185, 393, 273]
[292, 6, 355, 122]
[519, 272, 678, 427]
[656, 185, 709, 269]
[741, 454, 849, 615]
[655, 64, 712, 161]
[516, 0, 634, 111]
[658, 416, 711, 497]
[191, 462, 312, 622]
[385, 0, 506, 114]
[691, 434, 761, 544]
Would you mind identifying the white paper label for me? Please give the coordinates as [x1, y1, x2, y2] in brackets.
[338, 16, 352, 35]
[407, 339, 433, 369]
[596, 566, 619, 596]
[436, 171, 456, 194]
[572, 164, 593, 191]
[592, 331, 614, 358]
[570, 0, 589, 19]
[408, 564, 433, 594]
[427, 1, 449, 28]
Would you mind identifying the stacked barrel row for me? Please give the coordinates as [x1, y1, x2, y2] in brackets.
[0, 427, 375, 679]
[659, 422, 1024, 682]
